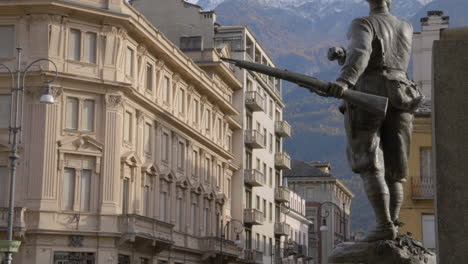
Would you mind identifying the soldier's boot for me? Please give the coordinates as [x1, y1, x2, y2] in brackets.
[358, 172, 397, 242]
[388, 181, 405, 231]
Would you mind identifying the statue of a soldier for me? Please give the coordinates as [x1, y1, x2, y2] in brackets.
[328, 0, 423, 242]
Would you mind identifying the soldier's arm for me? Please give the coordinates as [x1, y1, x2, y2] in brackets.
[338, 18, 374, 86]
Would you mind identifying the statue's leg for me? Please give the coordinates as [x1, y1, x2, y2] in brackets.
[344, 100, 396, 242]
[381, 106, 414, 227]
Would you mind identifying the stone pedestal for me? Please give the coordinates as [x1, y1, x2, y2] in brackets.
[433, 27, 468, 264]
[328, 235, 435, 264]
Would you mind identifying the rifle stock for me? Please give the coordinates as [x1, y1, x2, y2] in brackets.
[221, 57, 388, 118]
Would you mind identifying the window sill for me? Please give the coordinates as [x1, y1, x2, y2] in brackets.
[64, 129, 96, 135]
[67, 59, 97, 67]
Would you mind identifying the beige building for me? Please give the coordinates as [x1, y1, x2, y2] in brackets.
[0, 0, 247, 263]
[284, 161, 353, 264]
[131, 1, 293, 263]
[278, 191, 311, 264]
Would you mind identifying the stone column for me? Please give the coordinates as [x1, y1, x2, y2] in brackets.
[100, 94, 123, 215]
[433, 27, 468, 263]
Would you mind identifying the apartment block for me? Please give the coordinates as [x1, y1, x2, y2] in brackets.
[132, 1, 293, 263]
[0, 0, 244, 263]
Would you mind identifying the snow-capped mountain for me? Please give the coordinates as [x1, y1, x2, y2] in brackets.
[196, 0, 434, 11]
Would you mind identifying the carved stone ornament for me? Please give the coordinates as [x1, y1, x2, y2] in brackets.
[187, 85, 195, 95]
[137, 45, 148, 57]
[172, 74, 181, 84]
[155, 59, 165, 71]
[102, 25, 119, 36]
[69, 235, 84, 247]
[105, 94, 123, 110]
[51, 86, 63, 100]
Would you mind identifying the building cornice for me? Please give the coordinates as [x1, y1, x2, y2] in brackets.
[1, 0, 239, 116]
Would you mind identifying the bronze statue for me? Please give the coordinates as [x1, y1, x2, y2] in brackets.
[327, 0, 423, 242]
[222, 0, 424, 245]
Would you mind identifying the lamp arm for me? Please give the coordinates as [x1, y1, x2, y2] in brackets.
[20, 58, 58, 142]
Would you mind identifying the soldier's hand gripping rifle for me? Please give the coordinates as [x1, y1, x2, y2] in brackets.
[221, 57, 388, 118]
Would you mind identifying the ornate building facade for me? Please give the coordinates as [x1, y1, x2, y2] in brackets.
[0, 0, 244, 263]
[131, 1, 293, 263]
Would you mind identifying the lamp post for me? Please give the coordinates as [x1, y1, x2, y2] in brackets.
[316, 201, 348, 264]
[219, 219, 243, 264]
[0, 48, 58, 264]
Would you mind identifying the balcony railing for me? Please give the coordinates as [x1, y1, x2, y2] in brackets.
[275, 121, 292, 138]
[244, 249, 263, 263]
[245, 130, 265, 149]
[411, 177, 434, 200]
[284, 241, 299, 256]
[244, 169, 266, 187]
[297, 244, 308, 257]
[245, 91, 265, 111]
[118, 214, 174, 243]
[275, 152, 291, 170]
[0, 207, 26, 234]
[244, 208, 264, 225]
[200, 236, 242, 259]
[275, 186, 291, 203]
[274, 222, 291, 236]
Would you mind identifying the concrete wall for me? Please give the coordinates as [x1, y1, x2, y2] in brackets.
[433, 26, 468, 264]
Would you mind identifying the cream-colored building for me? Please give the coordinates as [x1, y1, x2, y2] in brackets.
[0, 0, 247, 263]
[131, 1, 293, 263]
[399, 11, 448, 251]
[279, 191, 311, 264]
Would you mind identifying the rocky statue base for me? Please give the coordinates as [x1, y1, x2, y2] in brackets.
[328, 234, 436, 264]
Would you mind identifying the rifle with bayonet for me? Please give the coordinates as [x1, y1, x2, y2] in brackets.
[221, 57, 388, 118]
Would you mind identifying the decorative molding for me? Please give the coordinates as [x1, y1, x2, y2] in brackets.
[172, 73, 181, 84]
[137, 45, 148, 57]
[155, 59, 165, 71]
[135, 109, 144, 123]
[69, 235, 84, 247]
[105, 94, 123, 110]
[121, 151, 142, 167]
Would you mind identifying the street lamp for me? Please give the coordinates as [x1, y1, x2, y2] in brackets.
[219, 219, 243, 264]
[316, 201, 348, 264]
[0, 48, 58, 264]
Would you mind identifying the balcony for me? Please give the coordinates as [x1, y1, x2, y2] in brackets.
[275, 152, 291, 170]
[275, 186, 291, 203]
[285, 241, 299, 256]
[411, 177, 434, 200]
[297, 244, 308, 257]
[0, 207, 26, 236]
[245, 91, 265, 111]
[244, 249, 263, 263]
[244, 169, 266, 187]
[243, 208, 264, 225]
[200, 237, 242, 261]
[118, 214, 174, 247]
[274, 222, 291, 236]
[275, 121, 292, 138]
[245, 130, 265, 149]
